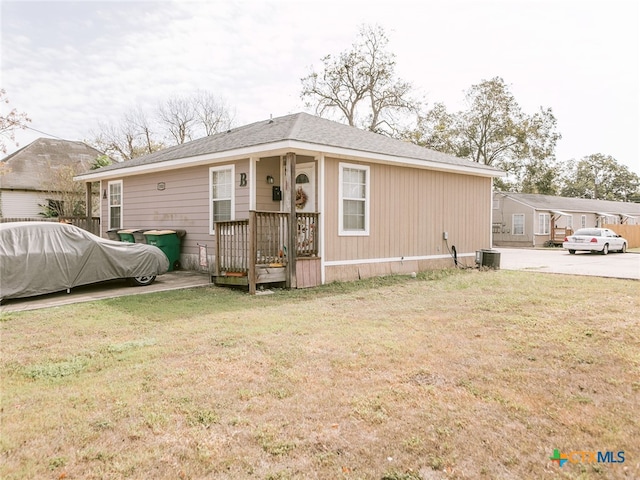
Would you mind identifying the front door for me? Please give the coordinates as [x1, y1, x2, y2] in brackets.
[295, 163, 316, 213]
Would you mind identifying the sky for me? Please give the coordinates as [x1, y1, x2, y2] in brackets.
[1, 0, 639, 174]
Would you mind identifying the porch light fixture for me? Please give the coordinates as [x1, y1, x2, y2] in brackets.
[103, 189, 107, 200]
[266, 175, 274, 184]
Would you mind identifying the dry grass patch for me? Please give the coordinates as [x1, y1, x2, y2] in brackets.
[1, 270, 638, 479]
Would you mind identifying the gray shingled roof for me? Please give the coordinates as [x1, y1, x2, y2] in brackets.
[1, 138, 105, 190]
[77, 112, 501, 177]
[500, 192, 640, 216]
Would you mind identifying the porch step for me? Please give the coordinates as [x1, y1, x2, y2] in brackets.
[213, 265, 286, 287]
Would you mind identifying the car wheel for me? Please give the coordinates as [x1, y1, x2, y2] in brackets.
[620, 243, 627, 253]
[569, 249, 576, 255]
[129, 275, 156, 286]
[601, 243, 609, 255]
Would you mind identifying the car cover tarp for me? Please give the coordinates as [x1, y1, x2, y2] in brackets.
[1, 222, 169, 300]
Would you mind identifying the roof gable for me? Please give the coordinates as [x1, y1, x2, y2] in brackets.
[77, 112, 502, 179]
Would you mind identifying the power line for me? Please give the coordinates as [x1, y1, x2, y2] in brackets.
[21, 124, 66, 140]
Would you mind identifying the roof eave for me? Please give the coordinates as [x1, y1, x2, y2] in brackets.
[74, 140, 504, 182]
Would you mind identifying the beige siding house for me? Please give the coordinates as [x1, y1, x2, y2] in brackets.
[492, 192, 640, 247]
[76, 113, 502, 290]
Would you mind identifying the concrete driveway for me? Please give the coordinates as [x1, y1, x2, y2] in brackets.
[0, 270, 211, 313]
[495, 248, 640, 280]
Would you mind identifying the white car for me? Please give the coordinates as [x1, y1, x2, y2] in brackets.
[563, 228, 628, 255]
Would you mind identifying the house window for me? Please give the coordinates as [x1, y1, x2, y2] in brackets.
[339, 163, 369, 235]
[512, 214, 525, 235]
[108, 180, 123, 230]
[538, 213, 550, 235]
[46, 199, 63, 217]
[210, 165, 234, 232]
[581, 215, 586, 228]
[566, 215, 573, 230]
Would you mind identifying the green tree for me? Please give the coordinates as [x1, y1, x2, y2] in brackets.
[560, 154, 640, 202]
[300, 25, 420, 135]
[411, 77, 561, 191]
[91, 154, 112, 170]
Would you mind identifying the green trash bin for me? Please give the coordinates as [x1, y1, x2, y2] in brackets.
[143, 230, 182, 271]
[117, 229, 140, 243]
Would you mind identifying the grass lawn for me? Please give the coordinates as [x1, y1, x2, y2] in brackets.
[1, 270, 638, 479]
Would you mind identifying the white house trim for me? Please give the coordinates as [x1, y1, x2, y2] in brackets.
[75, 140, 503, 183]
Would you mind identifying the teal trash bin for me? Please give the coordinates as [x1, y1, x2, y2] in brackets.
[117, 229, 140, 243]
[143, 230, 182, 271]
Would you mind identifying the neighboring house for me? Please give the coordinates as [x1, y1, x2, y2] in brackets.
[0, 138, 103, 219]
[492, 191, 640, 247]
[75, 112, 503, 291]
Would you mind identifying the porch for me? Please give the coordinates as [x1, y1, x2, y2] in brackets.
[214, 210, 320, 293]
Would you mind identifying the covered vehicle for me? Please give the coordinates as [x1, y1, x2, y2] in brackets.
[563, 227, 628, 255]
[0, 222, 169, 301]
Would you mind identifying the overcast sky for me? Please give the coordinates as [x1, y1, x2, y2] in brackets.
[1, 0, 638, 174]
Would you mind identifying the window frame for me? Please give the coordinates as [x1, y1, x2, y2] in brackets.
[512, 213, 525, 235]
[209, 164, 235, 234]
[538, 213, 550, 235]
[338, 162, 370, 236]
[108, 180, 123, 231]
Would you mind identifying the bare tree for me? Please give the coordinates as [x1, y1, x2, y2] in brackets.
[90, 106, 164, 162]
[158, 95, 198, 144]
[0, 88, 31, 154]
[301, 25, 420, 135]
[193, 90, 235, 136]
[88, 91, 235, 160]
[39, 161, 88, 217]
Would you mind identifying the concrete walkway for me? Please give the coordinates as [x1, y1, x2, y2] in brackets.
[1, 270, 211, 313]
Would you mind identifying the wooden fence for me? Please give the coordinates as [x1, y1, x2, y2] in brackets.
[0, 217, 100, 235]
[603, 224, 640, 248]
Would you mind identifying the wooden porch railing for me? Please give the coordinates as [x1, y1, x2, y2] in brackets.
[214, 211, 319, 292]
[296, 211, 319, 257]
[215, 219, 249, 273]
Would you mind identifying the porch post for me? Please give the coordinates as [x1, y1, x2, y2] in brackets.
[284, 152, 297, 289]
[85, 182, 93, 219]
[248, 211, 257, 294]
